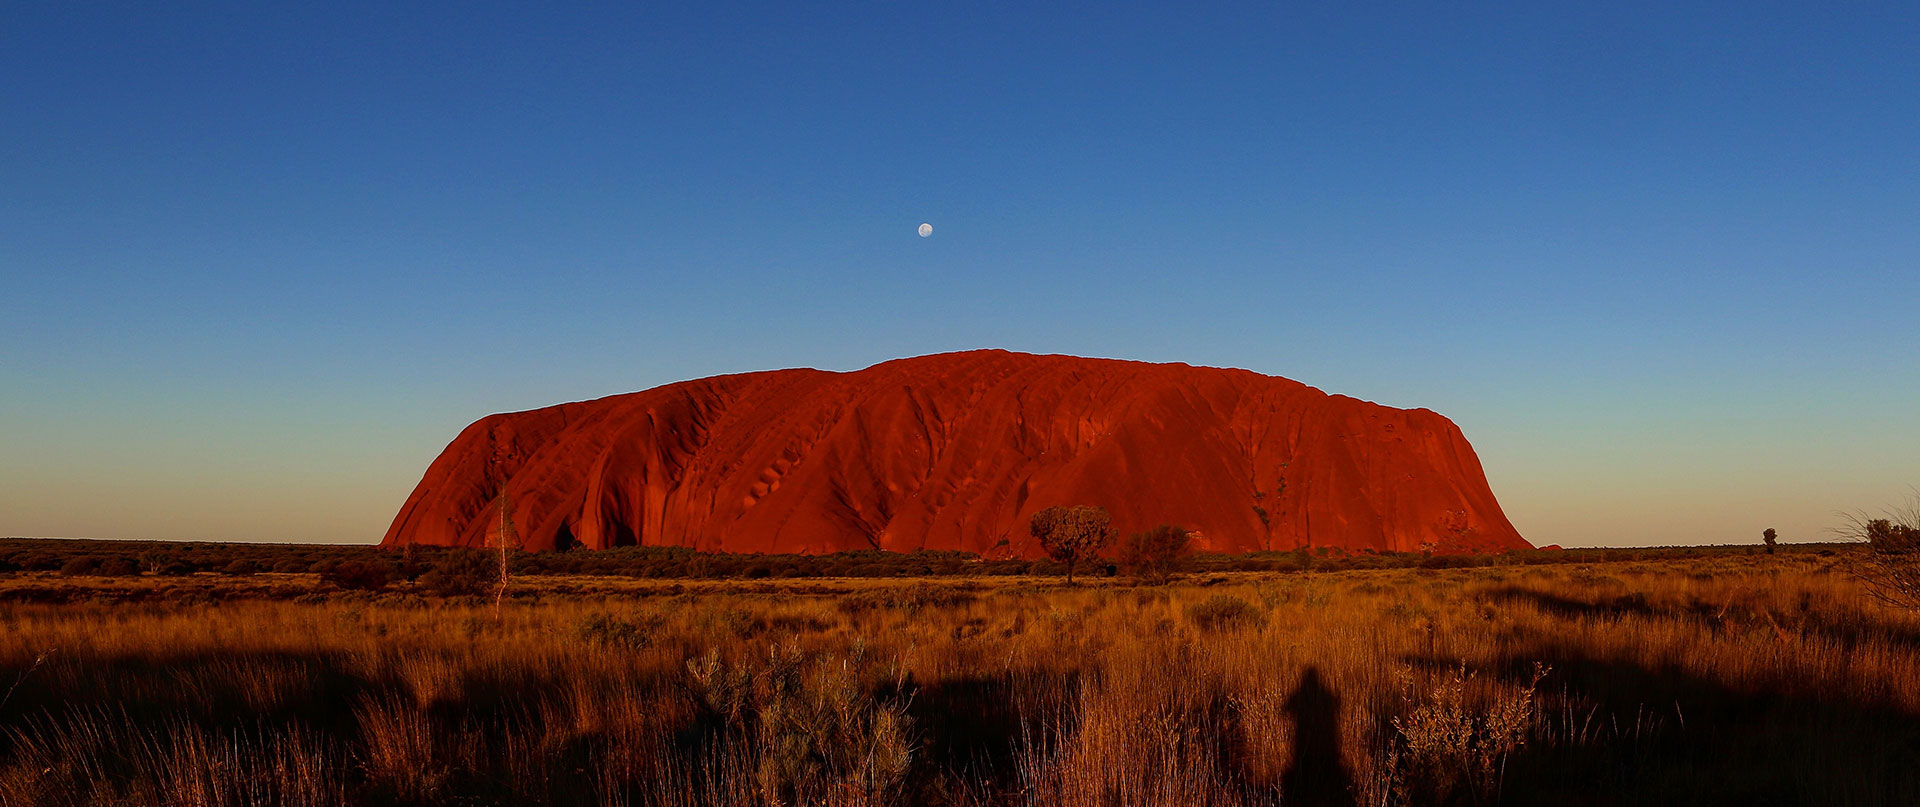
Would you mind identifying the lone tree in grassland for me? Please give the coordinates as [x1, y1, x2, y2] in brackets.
[1118, 524, 1194, 584]
[1842, 491, 1920, 610]
[1763, 528, 1778, 555]
[492, 488, 521, 620]
[1029, 505, 1117, 585]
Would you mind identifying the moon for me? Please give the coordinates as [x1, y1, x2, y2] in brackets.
[917, 222, 932, 237]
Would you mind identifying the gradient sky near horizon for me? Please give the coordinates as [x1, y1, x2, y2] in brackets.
[3, 2, 1917, 548]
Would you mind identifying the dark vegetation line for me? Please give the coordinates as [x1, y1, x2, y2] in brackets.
[0, 537, 1850, 586]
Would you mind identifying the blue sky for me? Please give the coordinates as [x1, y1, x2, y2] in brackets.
[3, 2, 1916, 546]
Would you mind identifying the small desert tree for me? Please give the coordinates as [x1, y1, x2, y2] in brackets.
[1763, 528, 1778, 555]
[398, 539, 426, 585]
[1118, 524, 1193, 583]
[492, 488, 521, 620]
[1843, 492, 1920, 610]
[1028, 505, 1117, 585]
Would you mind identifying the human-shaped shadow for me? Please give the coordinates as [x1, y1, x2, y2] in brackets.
[1281, 666, 1357, 807]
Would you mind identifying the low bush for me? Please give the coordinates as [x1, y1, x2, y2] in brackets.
[576, 612, 666, 649]
[419, 551, 495, 597]
[96, 557, 141, 577]
[323, 560, 393, 592]
[221, 559, 263, 576]
[58, 556, 100, 577]
[836, 583, 980, 616]
[683, 644, 913, 804]
[1186, 593, 1266, 632]
[1117, 524, 1193, 583]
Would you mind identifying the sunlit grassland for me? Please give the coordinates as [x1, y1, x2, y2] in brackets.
[1, 552, 1916, 806]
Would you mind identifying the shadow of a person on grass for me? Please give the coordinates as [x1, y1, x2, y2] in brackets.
[1282, 666, 1357, 807]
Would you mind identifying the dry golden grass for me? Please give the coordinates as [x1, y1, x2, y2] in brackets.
[0, 552, 1916, 806]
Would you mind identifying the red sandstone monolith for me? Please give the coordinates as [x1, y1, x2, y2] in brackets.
[382, 351, 1528, 555]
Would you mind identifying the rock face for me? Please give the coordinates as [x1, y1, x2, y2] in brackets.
[382, 351, 1529, 555]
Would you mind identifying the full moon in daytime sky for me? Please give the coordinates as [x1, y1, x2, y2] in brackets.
[917, 222, 932, 237]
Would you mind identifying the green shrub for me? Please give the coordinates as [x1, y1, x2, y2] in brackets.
[96, 557, 141, 577]
[836, 583, 979, 616]
[1185, 594, 1266, 632]
[419, 551, 495, 597]
[1117, 524, 1193, 583]
[684, 645, 913, 805]
[322, 560, 392, 592]
[576, 612, 665, 649]
[58, 556, 100, 577]
[220, 559, 262, 576]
